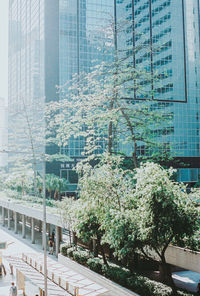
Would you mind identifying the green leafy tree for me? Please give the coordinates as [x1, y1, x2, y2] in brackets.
[103, 162, 199, 292]
[53, 176, 69, 200]
[45, 174, 56, 198]
[36, 175, 43, 198]
[45, 173, 68, 200]
[73, 200, 107, 262]
[74, 154, 136, 263]
[132, 163, 199, 292]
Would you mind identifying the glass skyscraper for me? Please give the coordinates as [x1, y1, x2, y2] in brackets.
[8, 0, 115, 194]
[8, 0, 200, 191]
[116, 0, 200, 182]
[58, 1, 115, 192]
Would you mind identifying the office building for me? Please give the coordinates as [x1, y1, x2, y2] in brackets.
[8, 0, 200, 190]
[8, 0, 114, 194]
[116, 0, 200, 182]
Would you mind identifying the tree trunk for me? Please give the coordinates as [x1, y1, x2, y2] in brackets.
[101, 245, 108, 265]
[160, 258, 177, 295]
[22, 98, 38, 198]
[108, 119, 113, 154]
[22, 180, 24, 196]
[54, 191, 59, 200]
[97, 236, 107, 265]
[69, 229, 72, 246]
[132, 253, 139, 271]
[108, 248, 113, 261]
[108, 100, 114, 154]
[72, 231, 77, 250]
[33, 160, 37, 198]
[119, 106, 138, 168]
[93, 239, 98, 257]
[89, 240, 93, 253]
[39, 189, 42, 198]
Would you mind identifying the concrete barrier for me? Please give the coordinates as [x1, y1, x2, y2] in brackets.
[166, 245, 200, 272]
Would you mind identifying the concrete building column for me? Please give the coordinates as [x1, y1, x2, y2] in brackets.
[60, 228, 63, 242]
[22, 215, 26, 238]
[38, 220, 42, 232]
[31, 218, 35, 244]
[11, 210, 14, 221]
[14, 212, 18, 234]
[55, 226, 61, 257]
[2, 207, 5, 226]
[8, 209, 11, 230]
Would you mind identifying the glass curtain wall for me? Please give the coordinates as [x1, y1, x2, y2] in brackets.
[116, 0, 200, 182]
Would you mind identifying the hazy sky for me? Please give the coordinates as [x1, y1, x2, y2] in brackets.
[0, 0, 8, 101]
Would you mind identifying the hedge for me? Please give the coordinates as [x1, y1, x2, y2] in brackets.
[61, 246, 196, 296]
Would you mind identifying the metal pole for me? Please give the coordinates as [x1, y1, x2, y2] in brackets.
[43, 156, 48, 296]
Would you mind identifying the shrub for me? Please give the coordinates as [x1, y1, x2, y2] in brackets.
[87, 258, 103, 274]
[61, 246, 68, 256]
[66, 247, 74, 258]
[73, 250, 89, 265]
[102, 263, 131, 287]
[61, 244, 73, 256]
[127, 275, 172, 296]
[62, 248, 196, 296]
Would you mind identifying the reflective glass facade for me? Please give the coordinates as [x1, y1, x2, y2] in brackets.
[116, 0, 200, 181]
[8, 0, 47, 171]
[9, 0, 115, 194]
[8, 0, 200, 187]
[9, 0, 45, 112]
[58, 0, 115, 192]
[59, 0, 114, 158]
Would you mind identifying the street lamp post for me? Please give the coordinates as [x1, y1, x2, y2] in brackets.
[0, 149, 48, 296]
[42, 156, 48, 295]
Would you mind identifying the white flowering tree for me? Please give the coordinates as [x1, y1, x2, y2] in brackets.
[46, 36, 170, 169]
[57, 197, 77, 246]
[8, 97, 46, 197]
[4, 164, 34, 196]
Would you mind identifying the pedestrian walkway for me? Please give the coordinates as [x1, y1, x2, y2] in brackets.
[22, 253, 108, 295]
[0, 226, 138, 296]
[58, 255, 138, 296]
[0, 273, 14, 296]
[4, 255, 71, 296]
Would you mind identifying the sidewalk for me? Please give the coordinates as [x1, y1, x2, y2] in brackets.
[58, 254, 138, 296]
[0, 225, 138, 296]
[0, 225, 43, 296]
[0, 272, 15, 296]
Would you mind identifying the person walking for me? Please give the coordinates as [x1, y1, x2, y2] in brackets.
[48, 237, 54, 255]
[0, 263, 6, 276]
[52, 230, 55, 242]
[9, 263, 13, 275]
[9, 282, 17, 296]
